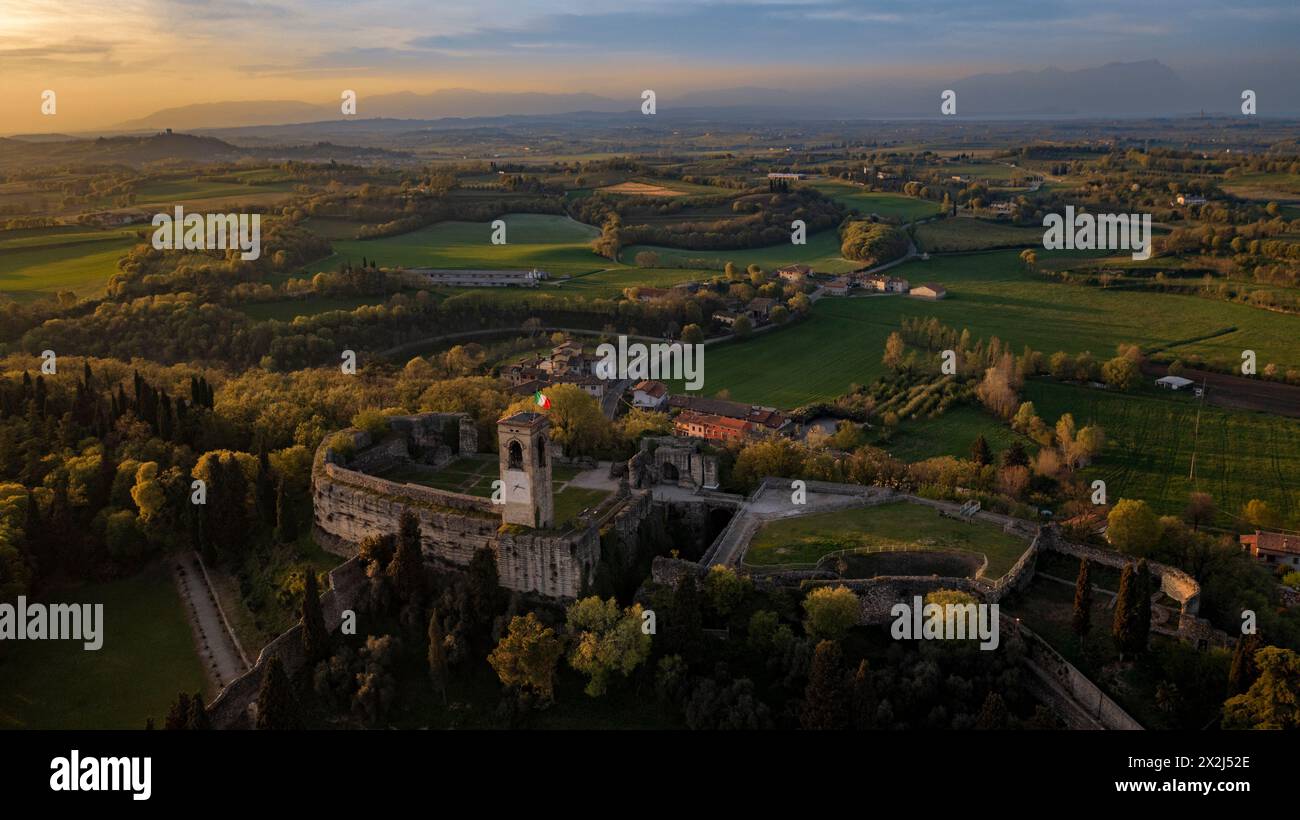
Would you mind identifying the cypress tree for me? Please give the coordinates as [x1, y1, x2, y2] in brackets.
[666, 574, 704, 660]
[851, 659, 877, 730]
[970, 434, 992, 466]
[1071, 558, 1092, 646]
[975, 691, 1011, 729]
[390, 510, 425, 605]
[1113, 561, 1150, 659]
[256, 449, 276, 528]
[255, 657, 303, 730]
[801, 639, 850, 730]
[186, 692, 211, 730]
[1228, 633, 1262, 696]
[274, 478, 297, 543]
[301, 568, 329, 663]
[1134, 559, 1152, 649]
[428, 611, 448, 705]
[164, 692, 192, 730]
[466, 545, 500, 632]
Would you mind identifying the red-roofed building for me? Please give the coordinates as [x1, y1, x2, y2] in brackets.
[1241, 530, 1300, 569]
[631, 380, 669, 411]
[673, 410, 754, 445]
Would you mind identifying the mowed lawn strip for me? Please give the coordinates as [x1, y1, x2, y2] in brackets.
[744, 501, 1030, 578]
[0, 566, 206, 729]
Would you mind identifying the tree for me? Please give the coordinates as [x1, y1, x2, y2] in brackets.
[851, 659, 877, 730]
[1106, 499, 1162, 555]
[186, 692, 211, 730]
[389, 510, 425, 605]
[702, 565, 749, 617]
[666, 575, 704, 659]
[883, 332, 906, 370]
[803, 586, 859, 642]
[565, 597, 653, 697]
[1183, 492, 1215, 531]
[1071, 558, 1092, 646]
[164, 692, 192, 730]
[970, 434, 992, 466]
[274, 477, 297, 543]
[732, 315, 753, 337]
[467, 545, 502, 635]
[1228, 634, 1262, 697]
[681, 323, 704, 345]
[1112, 560, 1150, 660]
[1101, 355, 1139, 391]
[428, 611, 448, 705]
[801, 640, 850, 729]
[1241, 498, 1282, 530]
[975, 691, 1011, 729]
[487, 613, 564, 704]
[255, 657, 304, 729]
[1222, 647, 1300, 729]
[301, 567, 329, 663]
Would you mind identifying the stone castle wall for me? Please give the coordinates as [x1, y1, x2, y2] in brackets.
[312, 414, 608, 599]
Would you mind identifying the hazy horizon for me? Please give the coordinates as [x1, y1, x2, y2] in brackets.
[3, 0, 1299, 133]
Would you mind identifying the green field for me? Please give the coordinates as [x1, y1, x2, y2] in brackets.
[669, 250, 1300, 407]
[807, 180, 943, 221]
[916, 218, 1044, 252]
[127, 178, 295, 209]
[306, 213, 609, 278]
[624, 228, 857, 274]
[1023, 380, 1300, 527]
[0, 225, 139, 302]
[744, 501, 1030, 578]
[0, 566, 206, 729]
[236, 294, 397, 322]
[882, 404, 1030, 462]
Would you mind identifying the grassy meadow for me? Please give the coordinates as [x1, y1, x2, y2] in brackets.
[744, 501, 1030, 577]
[0, 225, 140, 302]
[807, 180, 944, 221]
[0, 566, 206, 729]
[669, 250, 1300, 407]
[305, 213, 607, 278]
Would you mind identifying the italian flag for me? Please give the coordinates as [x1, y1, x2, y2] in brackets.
[533, 390, 551, 409]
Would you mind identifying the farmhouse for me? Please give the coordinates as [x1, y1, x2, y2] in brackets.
[712, 310, 741, 327]
[910, 283, 947, 300]
[746, 297, 778, 321]
[408, 268, 548, 287]
[668, 395, 792, 435]
[767, 172, 805, 180]
[1156, 375, 1194, 391]
[673, 410, 753, 445]
[634, 286, 673, 302]
[858, 273, 909, 292]
[1241, 530, 1300, 568]
[777, 264, 812, 282]
[1175, 194, 1208, 206]
[823, 277, 851, 296]
[630, 380, 669, 411]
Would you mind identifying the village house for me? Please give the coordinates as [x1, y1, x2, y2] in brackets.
[776, 264, 812, 282]
[630, 380, 670, 411]
[858, 273, 909, 293]
[1241, 530, 1300, 569]
[500, 359, 549, 386]
[712, 310, 741, 328]
[746, 297, 778, 322]
[1175, 194, 1208, 206]
[669, 395, 792, 436]
[823, 277, 851, 296]
[673, 410, 753, 445]
[910, 283, 947, 300]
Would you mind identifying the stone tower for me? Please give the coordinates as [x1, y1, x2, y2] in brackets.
[497, 411, 554, 529]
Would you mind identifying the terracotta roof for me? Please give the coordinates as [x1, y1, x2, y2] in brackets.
[633, 380, 667, 398]
[1243, 531, 1300, 557]
[675, 410, 752, 432]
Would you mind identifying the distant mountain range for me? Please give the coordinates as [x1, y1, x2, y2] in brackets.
[91, 61, 1299, 134]
[0, 131, 410, 168]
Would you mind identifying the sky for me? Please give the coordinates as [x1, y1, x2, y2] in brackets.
[2, 0, 1299, 132]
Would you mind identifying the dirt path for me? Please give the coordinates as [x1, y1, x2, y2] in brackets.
[173, 552, 249, 693]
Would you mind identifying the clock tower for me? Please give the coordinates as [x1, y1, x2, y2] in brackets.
[497, 411, 554, 529]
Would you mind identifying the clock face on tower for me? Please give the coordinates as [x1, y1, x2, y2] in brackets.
[505, 470, 530, 501]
